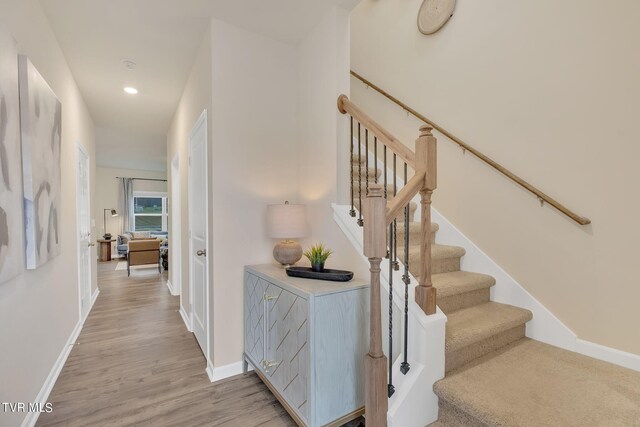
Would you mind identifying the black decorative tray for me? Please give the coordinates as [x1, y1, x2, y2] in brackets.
[286, 267, 354, 282]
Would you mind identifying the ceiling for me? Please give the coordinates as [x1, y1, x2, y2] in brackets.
[94, 127, 167, 172]
[40, 0, 358, 171]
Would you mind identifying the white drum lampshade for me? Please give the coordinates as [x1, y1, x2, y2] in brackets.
[267, 202, 307, 266]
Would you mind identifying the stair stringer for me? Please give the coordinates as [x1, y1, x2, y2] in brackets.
[333, 203, 446, 427]
[430, 208, 578, 351]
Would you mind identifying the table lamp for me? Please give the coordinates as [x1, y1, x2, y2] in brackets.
[266, 201, 307, 267]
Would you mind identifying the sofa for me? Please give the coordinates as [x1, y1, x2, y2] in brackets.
[127, 239, 161, 276]
[117, 231, 168, 257]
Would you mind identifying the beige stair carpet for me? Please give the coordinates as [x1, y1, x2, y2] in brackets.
[349, 159, 640, 426]
[433, 338, 640, 426]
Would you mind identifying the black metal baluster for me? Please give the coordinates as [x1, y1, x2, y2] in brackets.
[383, 145, 387, 199]
[384, 146, 389, 259]
[365, 129, 369, 196]
[393, 154, 399, 271]
[349, 116, 355, 217]
[401, 162, 411, 375]
[388, 220, 395, 398]
[357, 123, 363, 227]
[374, 137, 378, 184]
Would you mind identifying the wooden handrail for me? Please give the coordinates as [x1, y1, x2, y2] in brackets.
[338, 94, 415, 168]
[350, 70, 591, 226]
[353, 108, 438, 427]
[386, 174, 424, 226]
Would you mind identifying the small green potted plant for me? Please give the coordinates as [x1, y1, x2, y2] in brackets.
[304, 243, 333, 272]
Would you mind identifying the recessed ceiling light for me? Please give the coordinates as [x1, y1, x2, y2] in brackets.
[124, 87, 138, 95]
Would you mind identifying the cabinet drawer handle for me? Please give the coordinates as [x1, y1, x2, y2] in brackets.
[262, 360, 279, 371]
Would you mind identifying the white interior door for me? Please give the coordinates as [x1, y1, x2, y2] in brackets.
[188, 111, 209, 357]
[76, 144, 93, 319]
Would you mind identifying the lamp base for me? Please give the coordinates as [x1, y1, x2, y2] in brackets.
[273, 240, 302, 267]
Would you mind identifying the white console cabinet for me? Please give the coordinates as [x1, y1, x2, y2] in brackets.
[243, 264, 369, 427]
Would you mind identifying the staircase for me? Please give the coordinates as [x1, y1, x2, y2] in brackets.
[338, 94, 640, 426]
[352, 154, 533, 374]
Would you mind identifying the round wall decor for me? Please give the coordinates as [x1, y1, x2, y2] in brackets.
[417, 0, 456, 35]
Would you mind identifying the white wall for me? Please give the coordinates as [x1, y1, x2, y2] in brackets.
[296, 8, 368, 278]
[167, 9, 361, 372]
[94, 166, 167, 253]
[209, 18, 299, 367]
[167, 25, 212, 322]
[351, 0, 640, 354]
[0, 1, 96, 426]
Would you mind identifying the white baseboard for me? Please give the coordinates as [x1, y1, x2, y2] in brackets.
[83, 288, 100, 323]
[22, 287, 100, 427]
[576, 339, 640, 372]
[167, 277, 180, 296]
[21, 320, 82, 427]
[205, 360, 216, 382]
[207, 360, 253, 383]
[179, 305, 191, 332]
[418, 206, 640, 371]
[166, 279, 175, 295]
[430, 207, 578, 352]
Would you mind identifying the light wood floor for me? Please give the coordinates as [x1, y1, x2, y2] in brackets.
[37, 261, 295, 426]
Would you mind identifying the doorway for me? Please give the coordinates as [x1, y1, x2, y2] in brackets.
[76, 143, 94, 320]
[188, 110, 210, 370]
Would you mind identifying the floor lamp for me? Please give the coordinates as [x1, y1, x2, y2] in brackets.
[103, 209, 118, 240]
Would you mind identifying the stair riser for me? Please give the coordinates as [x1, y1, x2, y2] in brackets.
[438, 288, 491, 315]
[398, 249, 460, 277]
[436, 400, 487, 427]
[396, 230, 436, 244]
[445, 325, 525, 373]
[403, 254, 461, 276]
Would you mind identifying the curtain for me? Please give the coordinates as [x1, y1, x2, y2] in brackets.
[118, 178, 134, 233]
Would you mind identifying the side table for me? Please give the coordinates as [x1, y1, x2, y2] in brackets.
[97, 239, 115, 262]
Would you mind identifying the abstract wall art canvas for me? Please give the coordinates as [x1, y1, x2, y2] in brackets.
[0, 31, 24, 283]
[18, 55, 62, 269]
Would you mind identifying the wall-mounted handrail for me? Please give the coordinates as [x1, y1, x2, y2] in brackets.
[350, 70, 591, 226]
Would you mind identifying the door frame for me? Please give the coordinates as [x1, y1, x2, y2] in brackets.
[76, 142, 94, 322]
[170, 153, 181, 297]
[188, 109, 211, 374]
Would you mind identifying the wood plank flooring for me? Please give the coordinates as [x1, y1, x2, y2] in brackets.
[37, 261, 295, 426]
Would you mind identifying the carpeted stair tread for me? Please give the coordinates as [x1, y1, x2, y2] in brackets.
[431, 271, 496, 298]
[445, 302, 532, 353]
[398, 244, 466, 276]
[433, 338, 640, 426]
[396, 221, 439, 244]
[412, 221, 439, 234]
[397, 243, 465, 262]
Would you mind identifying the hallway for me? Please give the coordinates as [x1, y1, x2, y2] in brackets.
[37, 261, 294, 426]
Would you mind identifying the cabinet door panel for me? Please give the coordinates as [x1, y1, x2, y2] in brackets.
[265, 284, 309, 420]
[244, 273, 268, 365]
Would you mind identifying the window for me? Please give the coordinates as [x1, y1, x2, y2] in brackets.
[134, 192, 168, 232]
